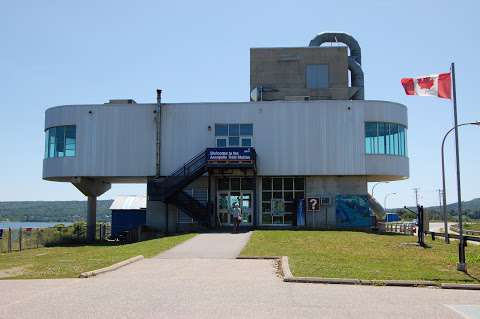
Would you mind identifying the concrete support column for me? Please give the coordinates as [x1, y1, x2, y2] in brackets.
[87, 195, 97, 242]
[71, 177, 111, 243]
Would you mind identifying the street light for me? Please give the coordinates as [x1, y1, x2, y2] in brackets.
[384, 192, 397, 212]
[441, 121, 480, 245]
[370, 181, 390, 198]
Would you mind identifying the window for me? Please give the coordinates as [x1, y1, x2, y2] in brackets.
[306, 64, 329, 89]
[261, 177, 305, 225]
[215, 123, 253, 147]
[44, 125, 76, 158]
[365, 122, 407, 156]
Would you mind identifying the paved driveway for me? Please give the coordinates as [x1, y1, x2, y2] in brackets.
[158, 231, 252, 259]
[0, 233, 479, 319]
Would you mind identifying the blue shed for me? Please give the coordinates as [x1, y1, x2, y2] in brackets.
[384, 212, 401, 222]
[110, 195, 146, 237]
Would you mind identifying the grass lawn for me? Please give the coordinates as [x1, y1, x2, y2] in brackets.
[241, 230, 480, 283]
[465, 223, 480, 231]
[0, 233, 195, 279]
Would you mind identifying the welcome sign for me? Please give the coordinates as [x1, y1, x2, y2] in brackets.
[207, 147, 253, 162]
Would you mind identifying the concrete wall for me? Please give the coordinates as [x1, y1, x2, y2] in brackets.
[250, 47, 350, 100]
[43, 100, 409, 182]
[304, 176, 367, 228]
[146, 176, 209, 232]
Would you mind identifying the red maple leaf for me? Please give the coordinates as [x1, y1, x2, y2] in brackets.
[417, 77, 434, 89]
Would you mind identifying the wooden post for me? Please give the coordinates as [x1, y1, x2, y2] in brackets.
[8, 228, 12, 253]
[19, 228, 23, 251]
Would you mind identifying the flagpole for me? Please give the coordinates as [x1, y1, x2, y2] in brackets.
[451, 62, 466, 271]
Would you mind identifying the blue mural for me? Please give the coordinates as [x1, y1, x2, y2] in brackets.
[335, 195, 371, 228]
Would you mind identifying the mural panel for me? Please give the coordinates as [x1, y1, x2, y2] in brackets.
[335, 195, 371, 228]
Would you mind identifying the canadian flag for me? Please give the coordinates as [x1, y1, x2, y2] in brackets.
[401, 73, 452, 99]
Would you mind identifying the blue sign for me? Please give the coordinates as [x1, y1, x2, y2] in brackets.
[207, 147, 253, 161]
[297, 199, 305, 226]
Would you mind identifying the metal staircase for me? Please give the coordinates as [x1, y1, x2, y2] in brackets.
[148, 150, 209, 225]
[147, 147, 256, 227]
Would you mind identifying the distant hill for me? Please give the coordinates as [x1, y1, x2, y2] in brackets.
[436, 198, 480, 212]
[0, 200, 113, 222]
[390, 197, 480, 220]
[397, 198, 480, 213]
[1, 197, 479, 223]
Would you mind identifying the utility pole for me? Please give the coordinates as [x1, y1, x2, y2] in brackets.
[437, 189, 443, 211]
[413, 188, 419, 207]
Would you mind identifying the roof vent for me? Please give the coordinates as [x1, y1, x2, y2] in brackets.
[106, 99, 137, 104]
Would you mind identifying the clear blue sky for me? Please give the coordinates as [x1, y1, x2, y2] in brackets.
[0, 0, 478, 209]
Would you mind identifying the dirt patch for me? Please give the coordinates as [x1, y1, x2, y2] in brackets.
[0, 266, 26, 279]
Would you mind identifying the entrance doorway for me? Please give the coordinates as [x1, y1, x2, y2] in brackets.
[216, 177, 255, 226]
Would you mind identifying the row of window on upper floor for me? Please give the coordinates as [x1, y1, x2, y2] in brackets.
[365, 122, 407, 156]
[44, 126, 76, 158]
[43, 122, 408, 158]
[215, 123, 253, 147]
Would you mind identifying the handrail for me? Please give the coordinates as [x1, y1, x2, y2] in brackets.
[170, 150, 207, 177]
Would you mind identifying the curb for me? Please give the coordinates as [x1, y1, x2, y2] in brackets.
[238, 255, 480, 290]
[281, 256, 293, 279]
[236, 256, 281, 260]
[441, 283, 480, 290]
[79, 255, 144, 278]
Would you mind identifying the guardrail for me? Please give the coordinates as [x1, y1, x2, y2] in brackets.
[378, 222, 416, 235]
[449, 224, 480, 236]
[426, 231, 480, 244]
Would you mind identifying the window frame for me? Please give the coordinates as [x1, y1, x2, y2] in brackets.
[44, 125, 76, 159]
[261, 176, 305, 226]
[365, 122, 407, 157]
[214, 123, 253, 148]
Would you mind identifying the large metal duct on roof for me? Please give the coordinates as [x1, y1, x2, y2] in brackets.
[309, 32, 364, 100]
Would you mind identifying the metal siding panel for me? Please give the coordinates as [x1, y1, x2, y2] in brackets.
[44, 104, 156, 179]
[44, 100, 408, 180]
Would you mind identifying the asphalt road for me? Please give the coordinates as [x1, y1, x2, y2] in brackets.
[0, 233, 479, 319]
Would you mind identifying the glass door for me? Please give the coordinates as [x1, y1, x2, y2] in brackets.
[217, 192, 230, 224]
[240, 191, 253, 224]
[217, 191, 253, 226]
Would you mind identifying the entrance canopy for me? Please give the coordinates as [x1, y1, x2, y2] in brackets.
[206, 147, 256, 171]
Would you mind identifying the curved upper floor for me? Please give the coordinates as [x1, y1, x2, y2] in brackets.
[43, 100, 408, 182]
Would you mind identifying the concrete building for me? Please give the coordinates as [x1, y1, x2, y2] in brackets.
[43, 32, 408, 239]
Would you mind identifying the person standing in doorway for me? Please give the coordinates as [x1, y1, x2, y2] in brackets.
[232, 202, 242, 233]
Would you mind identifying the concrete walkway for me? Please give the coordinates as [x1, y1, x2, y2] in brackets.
[1, 258, 479, 319]
[1, 231, 479, 318]
[158, 231, 252, 259]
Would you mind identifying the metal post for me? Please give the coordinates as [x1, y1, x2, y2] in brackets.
[450, 63, 466, 271]
[441, 121, 480, 244]
[87, 195, 97, 242]
[156, 89, 162, 178]
[8, 228, 12, 253]
[19, 228, 22, 251]
[441, 137, 450, 244]
[413, 188, 419, 207]
[441, 137, 451, 245]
